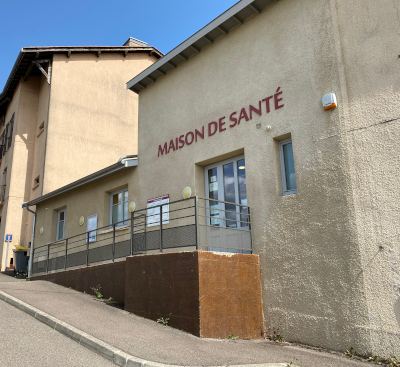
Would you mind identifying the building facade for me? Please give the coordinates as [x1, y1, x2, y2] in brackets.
[27, 0, 400, 357]
[0, 38, 162, 270]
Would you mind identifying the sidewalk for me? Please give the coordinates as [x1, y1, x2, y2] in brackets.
[0, 274, 367, 367]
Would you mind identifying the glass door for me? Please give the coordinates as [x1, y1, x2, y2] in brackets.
[204, 155, 250, 253]
[205, 155, 248, 229]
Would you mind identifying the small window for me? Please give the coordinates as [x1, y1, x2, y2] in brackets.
[39, 122, 44, 131]
[110, 189, 128, 227]
[56, 209, 66, 241]
[279, 138, 297, 195]
[34, 176, 40, 186]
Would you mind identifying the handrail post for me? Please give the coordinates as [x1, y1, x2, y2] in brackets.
[195, 197, 199, 250]
[112, 223, 116, 262]
[130, 212, 134, 256]
[159, 205, 163, 253]
[46, 244, 50, 274]
[86, 232, 89, 266]
[248, 207, 252, 254]
[144, 213, 147, 252]
[64, 239, 68, 270]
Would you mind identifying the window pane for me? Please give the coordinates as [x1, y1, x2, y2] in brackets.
[113, 194, 119, 205]
[208, 168, 219, 226]
[237, 159, 249, 226]
[59, 211, 64, 221]
[112, 205, 119, 224]
[58, 221, 64, 240]
[123, 201, 128, 222]
[118, 201, 123, 224]
[124, 190, 128, 202]
[283, 143, 297, 191]
[223, 163, 237, 228]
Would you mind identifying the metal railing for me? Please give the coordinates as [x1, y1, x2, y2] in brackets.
[31, 196, 252, 275]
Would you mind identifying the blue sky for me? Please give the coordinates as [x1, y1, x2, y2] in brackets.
[0, 0, 238, 90]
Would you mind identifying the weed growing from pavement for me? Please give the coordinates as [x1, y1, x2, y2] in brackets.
[265, 325, 284, 342]
[107, 297, 114, 302]
[343, 347, 400, 366]
[156, 317, 169, 326]
[228, 334, 239, 340]
[90, 284, 103, 299]
[344, 347, 356, 357]
[286, 357, 300, 366]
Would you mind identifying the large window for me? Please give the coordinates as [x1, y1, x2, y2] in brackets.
[56, 209, 66, 241]
[279, 138, 297, 195]
[110, 188, 128, 227]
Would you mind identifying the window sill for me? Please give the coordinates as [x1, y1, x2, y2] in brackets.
[32, 183, 39, 191]
[37, 129, 44, 138]
[282, 190, 297, 196]
[48, 240, 66, 246]
[99, 225, 128, 235]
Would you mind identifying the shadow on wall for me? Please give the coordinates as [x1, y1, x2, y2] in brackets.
[395, 296, 400, 327]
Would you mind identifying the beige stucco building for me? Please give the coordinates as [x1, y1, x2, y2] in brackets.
[0, 38, 162, 271]
[26, 0, 400, 358]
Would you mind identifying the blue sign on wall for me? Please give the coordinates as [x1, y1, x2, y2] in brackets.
[5, 234, 12, 241]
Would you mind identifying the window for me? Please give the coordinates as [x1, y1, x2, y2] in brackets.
[110, 189, 128, 227]
[56, 209, 66, 241]
[7, 115, 14, 149]
[279, 138, 297, 195]
[33, 175, 40, 188]
[38, 122, 44, 132]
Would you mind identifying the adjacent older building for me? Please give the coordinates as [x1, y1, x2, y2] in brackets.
[25, 0, 400, 358]
[0, 38, 162, 270]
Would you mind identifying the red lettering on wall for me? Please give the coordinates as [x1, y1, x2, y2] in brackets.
[229, 112, 237, 127]
[274, 87, 284, 109]
[185, 131, 194, 145]
[158, 142, 168, 157]
[168, 139, 175, 153]
[195, 126, 205, 142]
[219, 117, 226, 132]
[249, 101, 262, 119]
[157, 88, 284, 157]
[262, 96, 273, 113]
[178, 135, 185, 149]
[238, 108, 249, 124]
[208, 121, 218, 136]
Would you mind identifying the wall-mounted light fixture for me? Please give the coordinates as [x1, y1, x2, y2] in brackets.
[128, 202, 136, 212]
[182, 187, 192, 199]
[39, 227, 44, 235]
[79, 216, 85, 226]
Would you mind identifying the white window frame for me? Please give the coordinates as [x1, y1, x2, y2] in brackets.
[204, 154, 248, 229]
[109, 188, 128, 227]
[56, 209, 66, 241]
[279, 138, 297, 196]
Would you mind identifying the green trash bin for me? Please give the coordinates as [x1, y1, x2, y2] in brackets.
[13, 250, 28, 272]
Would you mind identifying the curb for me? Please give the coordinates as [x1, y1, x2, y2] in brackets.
[0, 289, 287, 367]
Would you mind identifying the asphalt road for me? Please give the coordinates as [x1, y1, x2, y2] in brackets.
[0, 275, 369, 367]
[0, 299, 114, 367]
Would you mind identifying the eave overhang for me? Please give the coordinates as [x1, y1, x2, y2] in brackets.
[1, 46, 163, 115]
[22, 157, 138, 208]
[126, 0, 275, 94]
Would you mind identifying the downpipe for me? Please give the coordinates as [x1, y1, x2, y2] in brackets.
[22, 202, 36, 278]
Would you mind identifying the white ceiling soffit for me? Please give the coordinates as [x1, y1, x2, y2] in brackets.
[127, 0, 274, 93]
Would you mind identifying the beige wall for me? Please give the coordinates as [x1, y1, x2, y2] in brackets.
[334, 0, 400, 356]
[30, 0, 400, 357]
[43, 52, 157, 194]
[34, 169, 133, 247]
[1, 50, 158, 271]
[0, 75, 47, 270]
